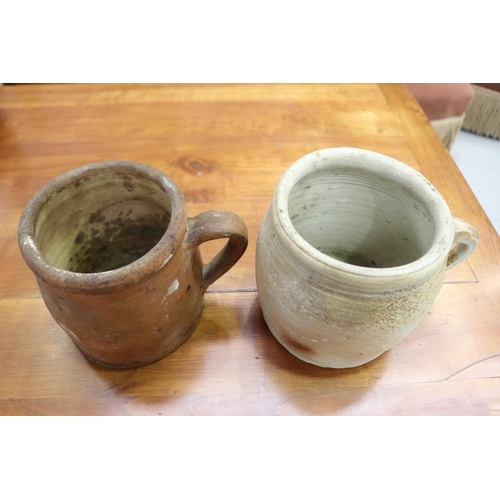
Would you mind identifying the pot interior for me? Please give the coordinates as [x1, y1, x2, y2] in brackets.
[287, 167, 436, 268]
[34, 170, 171, 273]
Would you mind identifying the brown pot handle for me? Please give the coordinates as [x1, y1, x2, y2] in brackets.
[446, 217, 479, 270]
[187, 210, 248, 292]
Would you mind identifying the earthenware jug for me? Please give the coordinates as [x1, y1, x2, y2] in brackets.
[19, 160, 248, 369]
[256, 148, 479, 368]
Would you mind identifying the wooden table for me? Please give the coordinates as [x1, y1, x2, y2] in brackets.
[1, 83, 499, 415]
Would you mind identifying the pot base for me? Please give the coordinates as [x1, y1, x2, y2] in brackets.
[72, 306, 204, 370]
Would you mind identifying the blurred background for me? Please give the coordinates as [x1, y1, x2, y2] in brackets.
[407, 83, 500, 236]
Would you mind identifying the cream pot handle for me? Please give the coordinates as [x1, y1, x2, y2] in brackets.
[446, 217, 479, 270]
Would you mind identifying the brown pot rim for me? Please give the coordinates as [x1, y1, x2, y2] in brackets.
[18, 160, 186, 295]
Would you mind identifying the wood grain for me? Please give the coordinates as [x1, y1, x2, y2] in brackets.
[1, 83, 499, 415]
[1, 287, 498, 416]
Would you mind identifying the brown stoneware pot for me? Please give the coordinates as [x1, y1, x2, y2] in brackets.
[256, 148, 479, 368]
[18, 160, 248, 369]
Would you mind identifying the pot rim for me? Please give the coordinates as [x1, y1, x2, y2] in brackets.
[274, 148, 454, 279]
[18, 160, 186, 295]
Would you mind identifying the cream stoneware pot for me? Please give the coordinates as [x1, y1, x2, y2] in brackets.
[256, 148, 479, 368]
[19, 160, 248, 369]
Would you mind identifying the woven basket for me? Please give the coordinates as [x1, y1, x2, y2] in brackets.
[431, 114, 465, 149]
[462, 84, 500, 140]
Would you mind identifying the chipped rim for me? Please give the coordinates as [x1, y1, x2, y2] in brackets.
[273, 148, 455, 281]
[18, 160, 186, 295]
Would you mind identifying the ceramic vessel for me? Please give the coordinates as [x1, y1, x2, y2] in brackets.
[256, 148, 479, 368]
[18, 160, 248, 369]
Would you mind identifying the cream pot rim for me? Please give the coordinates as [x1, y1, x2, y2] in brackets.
[273, 147, 454, 281]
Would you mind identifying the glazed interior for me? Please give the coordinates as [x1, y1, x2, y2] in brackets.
[34, 170, 172, 273]
[288, 167, 436, 268]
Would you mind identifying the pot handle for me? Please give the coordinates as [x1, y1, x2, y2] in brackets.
[187, 210, 248, 292]
[446, 217, 479, 270]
